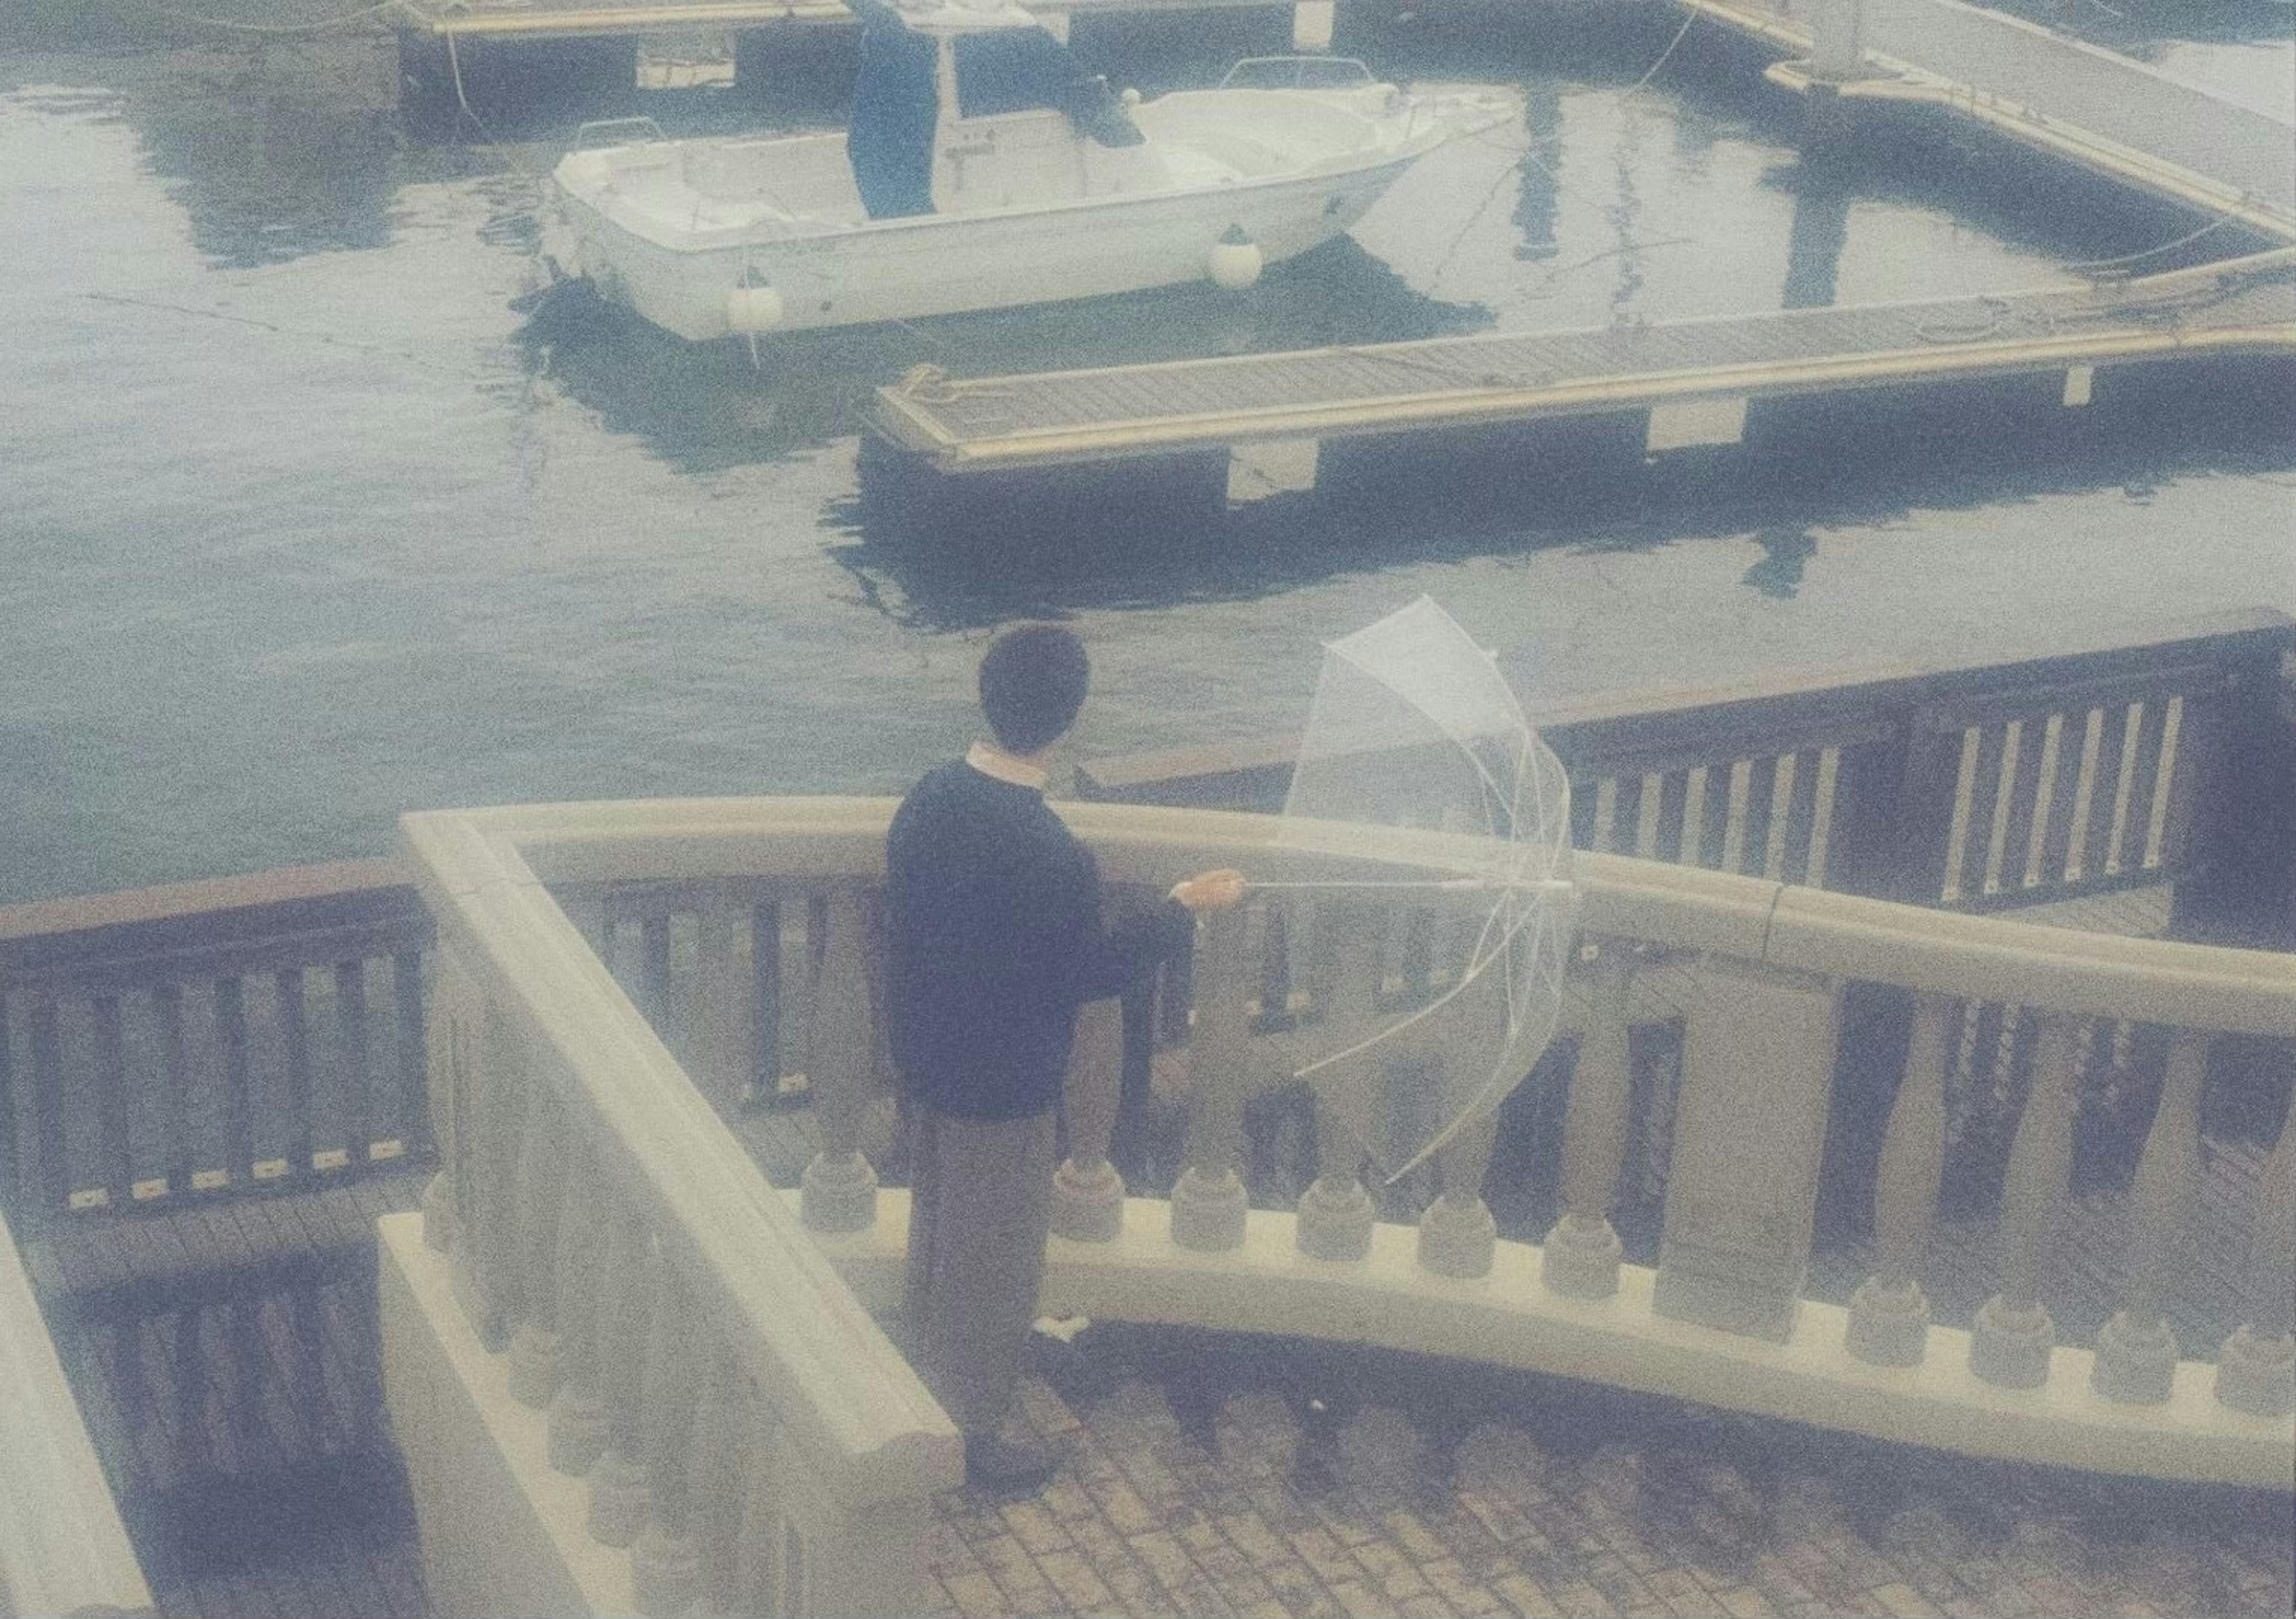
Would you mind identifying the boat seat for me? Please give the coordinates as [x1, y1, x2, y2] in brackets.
[682, 144, 768, 201]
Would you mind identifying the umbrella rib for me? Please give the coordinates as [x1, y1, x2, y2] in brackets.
[1293, 887, 1546, 1080]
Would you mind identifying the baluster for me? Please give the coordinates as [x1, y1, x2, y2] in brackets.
[0, 997, 17, 1217]
[548, 1132, 612, 1475]
[1260, 903, 1296, 1029]
[1051, 996, 1128, 1242]
[421, 953, 462, 1253]
[689, 1346, 746, 1615]
[1543, 940, 1636, 1297]
[335, 959, 370, 1165]
[732, 1375, 782, 1615]
[1296, 908, 1381, 1263]
[1171, 908, 1251, 1252]
[755, 900, 787, 1104]
[279, 967, 314, 1177]
[633, 1270, 706, 1617]
[452, 1005, 524, 1351]
[507, 1086, 569, 1410]
[1847, 991, 1954, 1365]
[216, 976, 254, 1191]
[560, 891, 610, 954]
[588, 1198, 657, 1548]
[801, 886, 880, 1233]
[26, 995, 65, 1222]
[2093, 1028, 2206, 1403]
[2216, 1058, 2295, 1417]
[92, 994, 130, 1205]
[695, 888, 756, 1114]
[1970, 1010, 2082, 1388]
[1418, 925, 1513, 1279]
[155, 985, 191, 1202]
[394, 948, 430, 1158]
[640, 912, 673, 1030]
[1419, 1112, 1501, 1279]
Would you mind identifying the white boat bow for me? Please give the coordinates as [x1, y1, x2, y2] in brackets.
[552, 0, 1516, 340]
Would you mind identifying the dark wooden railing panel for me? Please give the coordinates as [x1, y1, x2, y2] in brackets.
[1076, 610, 2294, 925]
[0, 864, 435, 1230]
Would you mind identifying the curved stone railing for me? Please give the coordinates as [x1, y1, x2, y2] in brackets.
[395, 807, 961, 1619]
[402, 796, 2294, 1548]
[0, 1211, 152, 1618]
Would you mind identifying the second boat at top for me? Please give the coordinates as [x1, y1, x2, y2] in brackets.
[551, 0, 1516, 341]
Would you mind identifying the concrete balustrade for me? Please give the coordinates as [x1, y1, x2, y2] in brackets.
[0, 1209, 154, 1618]
[387, 793, 2289, 1619]
[389, 806, 962, 1618]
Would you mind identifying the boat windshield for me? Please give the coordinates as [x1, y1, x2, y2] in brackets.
[1217, 56, 1379, 91]
[953, 27, 1144, 146]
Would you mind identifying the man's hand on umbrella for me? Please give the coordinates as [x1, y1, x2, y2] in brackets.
[1170, 869, 1247, 912]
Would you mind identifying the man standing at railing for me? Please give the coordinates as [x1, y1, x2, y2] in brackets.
[886, 623, 1244, 1492]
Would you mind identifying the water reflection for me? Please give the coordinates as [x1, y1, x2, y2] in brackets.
[835, 349, 2296, 627]
[1512, 81, 1562, 263]
[1742, 526, 1818, 598]
[118, 39, 398, 266]
[2, 2, 2291, 903]
[1778, 157, 1852, 310]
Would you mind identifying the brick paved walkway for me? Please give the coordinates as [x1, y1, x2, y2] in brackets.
[924, 1325, 2294, 1619]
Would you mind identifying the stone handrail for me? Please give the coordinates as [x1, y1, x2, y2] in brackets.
[0, 1211, 153, 1618]
[402, 795, 2292, 1565]
[398, 808, 961, 1618]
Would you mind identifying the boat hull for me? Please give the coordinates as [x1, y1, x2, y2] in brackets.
[559, 155, 1420, 341]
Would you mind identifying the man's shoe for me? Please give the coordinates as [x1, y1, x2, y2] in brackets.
[964, 1431, 1061, 1493]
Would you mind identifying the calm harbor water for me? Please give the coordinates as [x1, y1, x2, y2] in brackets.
[1, 1, 2290, 905]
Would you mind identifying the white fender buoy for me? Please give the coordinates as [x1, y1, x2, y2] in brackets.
[1207, 225, 1262, 292]
[725, 283, 784, 335]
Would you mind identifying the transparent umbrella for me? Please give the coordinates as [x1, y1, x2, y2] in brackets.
[1256, 596, 1576, 1182]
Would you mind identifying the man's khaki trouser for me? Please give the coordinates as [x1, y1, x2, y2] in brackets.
[902, 1105, 1058, 1435]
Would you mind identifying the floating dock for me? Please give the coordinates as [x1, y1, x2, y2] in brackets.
[391, 0, 848, 39]
[871, 252, 2296, 477]
[1683, 0, 2296, 244]
[390, 0, 1334, 45]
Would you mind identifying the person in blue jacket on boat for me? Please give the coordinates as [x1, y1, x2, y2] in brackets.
[885, 624, 1242, 1490]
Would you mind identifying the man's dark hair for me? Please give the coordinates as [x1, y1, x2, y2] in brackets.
[979, 624, 1089, 756]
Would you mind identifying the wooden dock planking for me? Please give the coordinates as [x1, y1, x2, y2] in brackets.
[20, 1168, 435, 1617]
[874, 258, 2296, 472]
[391, 0, 1296, 40]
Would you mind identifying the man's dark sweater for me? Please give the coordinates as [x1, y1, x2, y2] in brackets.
[886, 760, 1193, 1120]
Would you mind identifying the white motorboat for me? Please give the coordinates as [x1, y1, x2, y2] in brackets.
[550, 0, 1514, 341]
